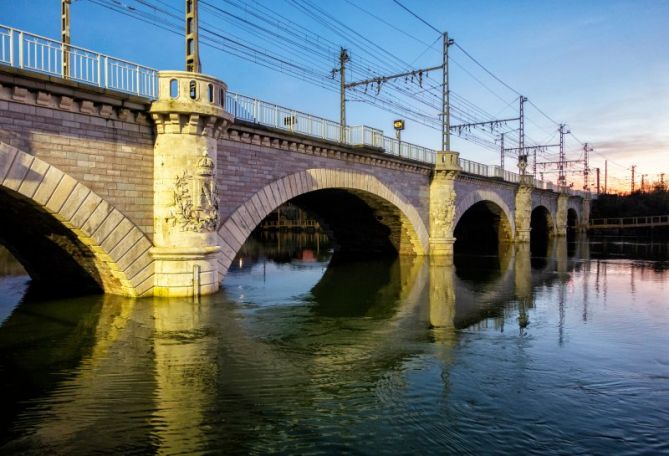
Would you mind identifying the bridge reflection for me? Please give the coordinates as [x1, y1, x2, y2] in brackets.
[0, 233, 590, 453]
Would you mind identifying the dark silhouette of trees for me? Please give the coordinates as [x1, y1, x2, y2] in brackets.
[591, 188, 669, 218]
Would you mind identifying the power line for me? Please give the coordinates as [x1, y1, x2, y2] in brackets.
[391, 0, 441, 35]
[452, 43, 520, 96]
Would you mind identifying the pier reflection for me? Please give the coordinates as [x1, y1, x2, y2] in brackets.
[0, 233, 603, 454]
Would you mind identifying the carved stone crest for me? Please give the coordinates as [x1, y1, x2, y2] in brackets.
[167, 150, 219, 232]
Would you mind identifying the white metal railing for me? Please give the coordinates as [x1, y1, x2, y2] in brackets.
[590, 215, 669, 228]
[226, 91, 345, 143]
[0, 24, 585, 195]
[224, 92, 439, 164]
[0, 25, 157, 98]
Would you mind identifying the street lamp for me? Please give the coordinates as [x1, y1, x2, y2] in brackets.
[393, 119, 405, 156]
[518, 154, 528, 175]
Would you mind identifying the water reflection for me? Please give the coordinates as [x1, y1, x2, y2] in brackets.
[0, 234, 668, 454]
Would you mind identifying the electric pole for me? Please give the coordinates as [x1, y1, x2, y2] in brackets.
[61, 0, 71, 78]
[661, 172, 665, 189]
[583, 143, 592, 191]
[500, 132, 505, 170]
[342, 34, 449, 148]
[604, 160, 608, 194]
[338, 48, 349, 143]
[631, 165, 636, 193]
[558, 124, 569, 188]
[442, 32, 453, 152]
[519, 95, 528, 165]
[185, 0, 201, 72]
[641, 174, 648, 193]
[596, 167, 600, 195]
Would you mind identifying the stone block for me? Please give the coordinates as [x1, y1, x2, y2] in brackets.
[100, 217, 133, 252]
[70, 191, 103, 228]
[32, 166, 64, 205]
[0, 144, 19, 181]
[2, 150, 34, 191]
[108, 227, 144, 261]
[124, 250, 153, 282]
[59, 184, 91, 221]
[117, 237, 152, 271]
[43, 173, 78, 214]
[17, 158, 50, 199]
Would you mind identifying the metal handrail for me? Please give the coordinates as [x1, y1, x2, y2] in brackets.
[590, 215, 669, 227]
[0, 24, 157, 98]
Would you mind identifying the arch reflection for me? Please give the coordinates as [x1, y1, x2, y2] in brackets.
[0, 230, 590, 454]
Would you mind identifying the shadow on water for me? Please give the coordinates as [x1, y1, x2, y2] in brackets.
[0, 293, 104, 446]
[309, 257, 403, 318]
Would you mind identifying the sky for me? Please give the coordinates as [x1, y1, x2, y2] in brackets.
[1, 0, 668, 192]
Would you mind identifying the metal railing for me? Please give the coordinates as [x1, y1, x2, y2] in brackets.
[225, 92, 438, 164]
[0, 25, 157, 98]
[589, 215, 669, 229]
[225, 91, 345, 143]
[458, 159, 524, 183]
[0, 23, 588, 196]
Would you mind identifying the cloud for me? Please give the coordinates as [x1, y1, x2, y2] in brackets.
[594, 135, 669, 160]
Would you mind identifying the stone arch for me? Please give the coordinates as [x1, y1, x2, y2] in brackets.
[531, 205, 555, 237]
[216, 168, 429, 278]
[0, 143, 153, 297]
[530, 205, 554, 258]
[454, 189, 515, 239]
[567, 199, 581, 225]
[567, 207, 579, 231]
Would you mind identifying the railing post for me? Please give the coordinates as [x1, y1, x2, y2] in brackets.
[136, 65, 141, 95]
[17, 31, 23, 68]
[103, 56, 109, 89]
[96, 54, 101, 86]
[8, 28, 14, 66]
[60, 43, 65, 78]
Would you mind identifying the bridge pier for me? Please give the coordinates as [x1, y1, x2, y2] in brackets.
[580, 193, 591, 233]
[514, 175, 534, 243]
[428, 256, 456, 329]
[555, 192, 569, 237]
[429, 151, 461, 258]
[149, 71, 232, 297]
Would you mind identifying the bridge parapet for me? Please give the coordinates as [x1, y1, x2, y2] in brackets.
[0, 24, 157, 98]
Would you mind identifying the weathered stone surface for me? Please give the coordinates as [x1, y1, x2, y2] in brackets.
[429, 151, 460, 256]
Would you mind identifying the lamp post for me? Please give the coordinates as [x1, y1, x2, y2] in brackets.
[394, 119, 405, 156]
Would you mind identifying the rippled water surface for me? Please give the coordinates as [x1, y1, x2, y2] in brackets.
[0, 237, 668, 455]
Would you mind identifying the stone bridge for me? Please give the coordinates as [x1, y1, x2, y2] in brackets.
[0, 62, 588, 297]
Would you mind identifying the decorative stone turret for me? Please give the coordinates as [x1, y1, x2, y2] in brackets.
[150, 71, 233, 297]
[429, 151, 461, 257]
[514, 174, 534, 242]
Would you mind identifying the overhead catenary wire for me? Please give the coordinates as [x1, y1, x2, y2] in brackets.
[84, 0, 623, 184]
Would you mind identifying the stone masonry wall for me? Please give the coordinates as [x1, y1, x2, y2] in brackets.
[217, 125, 432, 231]
[0, 73, 155, 237]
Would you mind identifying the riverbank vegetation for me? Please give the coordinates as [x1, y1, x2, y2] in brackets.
[592, 187, 669, 218]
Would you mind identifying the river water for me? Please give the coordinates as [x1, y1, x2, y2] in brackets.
[0, 235, 668, 455]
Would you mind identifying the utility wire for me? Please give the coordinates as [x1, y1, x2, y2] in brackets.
[391, 0, 441, 34]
